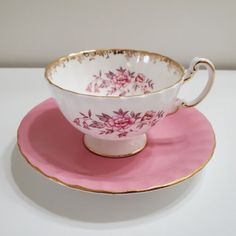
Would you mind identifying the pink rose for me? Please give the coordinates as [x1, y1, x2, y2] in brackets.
[112, 72, 130, 88]
[135, 74, 145, 83]
[107, 114, 135, 129]
[83, 121, 90, 129]
[141, 111, 156, 121]
[74, 118, 80, 126]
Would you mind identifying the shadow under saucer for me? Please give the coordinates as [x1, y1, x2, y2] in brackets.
[11, 144, 202, 223]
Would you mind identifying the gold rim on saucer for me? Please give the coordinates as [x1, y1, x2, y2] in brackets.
[17, 128, 216, 194]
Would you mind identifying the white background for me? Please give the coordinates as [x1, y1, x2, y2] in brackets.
[0, 69, 235, 235]
[0, 0, 235, 68]
[0, 1, 235, 235]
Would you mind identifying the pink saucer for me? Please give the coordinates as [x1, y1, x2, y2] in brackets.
[17, 98, 215, 194]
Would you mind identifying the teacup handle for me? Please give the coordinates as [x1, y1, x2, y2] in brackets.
[181, 57, 215, 107]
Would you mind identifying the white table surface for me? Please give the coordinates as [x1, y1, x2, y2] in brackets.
[0, 68, 235, 235]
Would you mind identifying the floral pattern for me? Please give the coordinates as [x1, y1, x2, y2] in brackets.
[85, 67, 154, 96]
[74, 109, 165, 138]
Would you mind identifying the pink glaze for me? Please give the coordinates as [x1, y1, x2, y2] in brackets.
[17, 98, 215, 193]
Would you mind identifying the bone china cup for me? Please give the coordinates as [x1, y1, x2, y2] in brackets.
[45, 49, 215, 157]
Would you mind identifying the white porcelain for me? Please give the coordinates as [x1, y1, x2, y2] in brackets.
[45, 49, 215, 157]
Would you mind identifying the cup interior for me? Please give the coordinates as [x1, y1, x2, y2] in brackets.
[46, 49, 184, 97]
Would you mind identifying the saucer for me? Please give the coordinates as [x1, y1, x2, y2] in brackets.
[17, 98, 215, 194]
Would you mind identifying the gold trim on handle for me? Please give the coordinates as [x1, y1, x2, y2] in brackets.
[181, 58, 215, 108]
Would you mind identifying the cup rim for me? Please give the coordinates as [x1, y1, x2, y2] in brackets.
[45, 48, 185, 99]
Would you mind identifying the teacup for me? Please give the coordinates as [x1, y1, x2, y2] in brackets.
[45, 49, 215, 157]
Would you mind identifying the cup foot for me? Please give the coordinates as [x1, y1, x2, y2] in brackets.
[83, 134, 147, 158]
